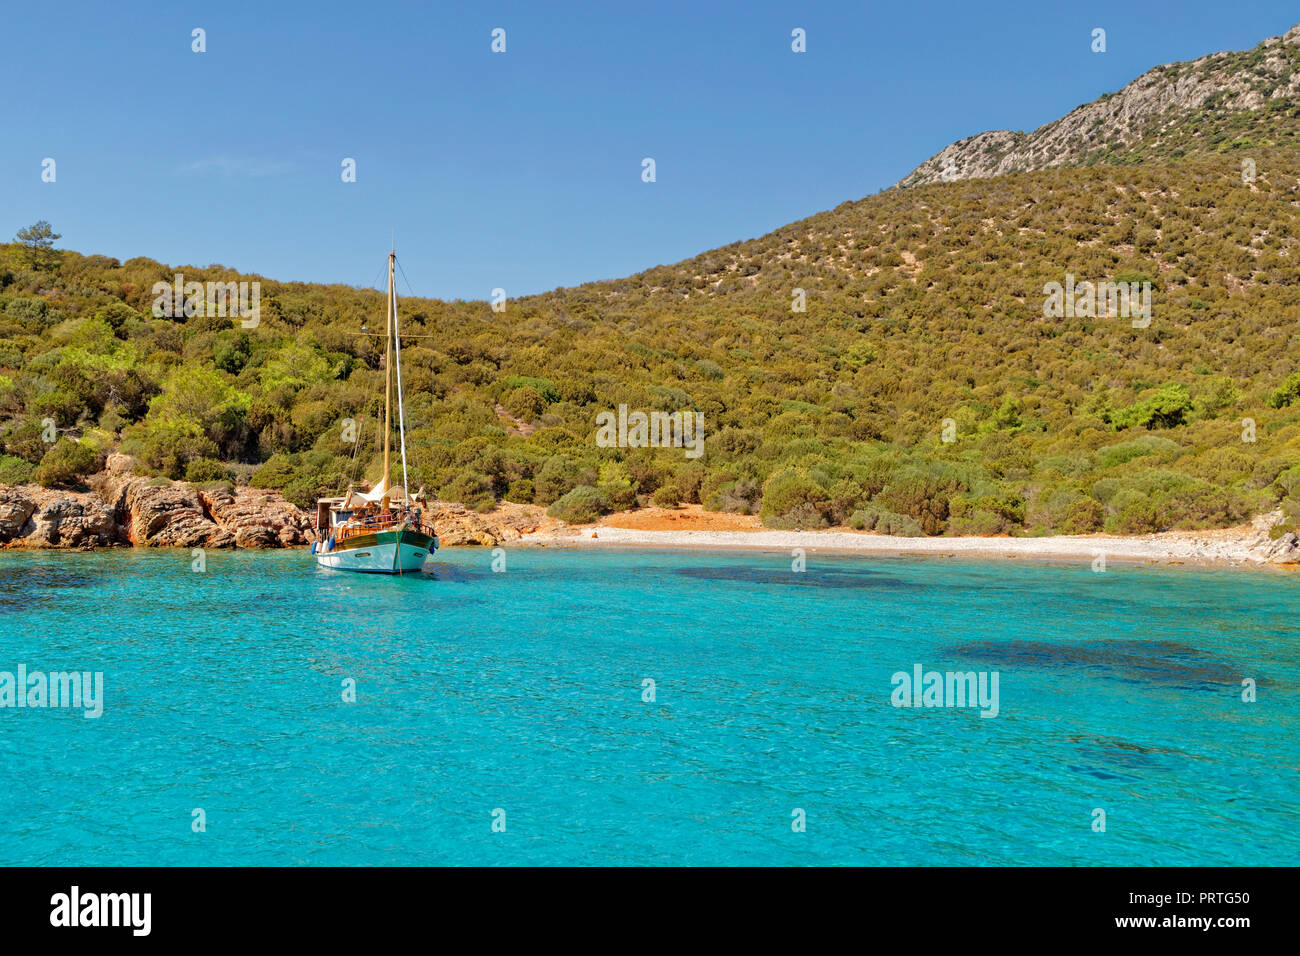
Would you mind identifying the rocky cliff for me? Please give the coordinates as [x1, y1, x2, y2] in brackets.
[0, 454, 309, 549]
[0, 486, 117, 549]
[425, 501, 552, 546]
[0, 455, 552, 550]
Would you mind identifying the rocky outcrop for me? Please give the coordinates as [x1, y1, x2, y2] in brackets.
[0, 487, 118, 549]
[0, 491, 38, 540]
[898, 24, 1300, 188]
[0, 454, 314, 550]
[1258, 531, 1300, 564]
[89, 472, 233, 548]
[427, 501, 548, 546]
[0, 472, 551, 551]
[20, 497, 118, 548]
[1241, 512, 1300, 564]
[198, 488, 314, 548]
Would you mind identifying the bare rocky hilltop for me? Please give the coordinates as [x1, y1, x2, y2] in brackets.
[897, 24, 1300, 189]
[0, 454, 552, 550]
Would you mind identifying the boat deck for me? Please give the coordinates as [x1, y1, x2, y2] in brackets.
[334, 511, 434, 541]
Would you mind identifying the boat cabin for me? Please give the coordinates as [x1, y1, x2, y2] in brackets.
[315, 497, 354, 536]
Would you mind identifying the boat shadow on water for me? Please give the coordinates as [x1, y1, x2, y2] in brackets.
[414, 561, 481, 583]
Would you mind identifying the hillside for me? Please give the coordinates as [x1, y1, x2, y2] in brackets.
[898, 25, 1300, 188]
[5, 31, 1300, 542]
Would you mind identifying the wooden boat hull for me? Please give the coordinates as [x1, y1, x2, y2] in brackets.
[313, 527, 437, 573]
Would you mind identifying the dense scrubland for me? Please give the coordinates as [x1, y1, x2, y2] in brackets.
[4, 143, 1300, 538]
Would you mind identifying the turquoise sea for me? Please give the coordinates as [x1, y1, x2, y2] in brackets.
[0, 546, 1296, 866]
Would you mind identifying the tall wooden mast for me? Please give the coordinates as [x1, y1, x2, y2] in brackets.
[382, 250, 394, 493]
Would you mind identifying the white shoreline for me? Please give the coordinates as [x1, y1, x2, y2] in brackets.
[516, 519, 1299, 571]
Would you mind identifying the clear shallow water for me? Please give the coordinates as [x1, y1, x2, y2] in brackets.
[0, 546, 1297, 866]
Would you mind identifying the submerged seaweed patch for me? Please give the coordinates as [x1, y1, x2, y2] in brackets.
[1070, 734, 1183, 767]
[947, 639, 1247, 689]
[1066, 734, 1184, 781]
[675, 566, 918, 590]
[1067, 764, 1141, 782]
[0, 564, 100, 608]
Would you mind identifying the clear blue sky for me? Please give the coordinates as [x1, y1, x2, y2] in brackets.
[3, 1, 1296, 300]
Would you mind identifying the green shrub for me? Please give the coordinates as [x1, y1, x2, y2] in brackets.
[695, 359, 724, 379]
[876, 512, 924, 536]
[847, 508, 877, 530]
[1251, 455, 1296, 489]
[0, 454, 35, 485]
[598, 476, 637, 511]
[501, 376, 560, 403]
[1095, 435, 1182, 468]
[503, 478, 534, 504]
[0, 420, 51, 464]
[947, 508, 1005, 536]
[1268, 372, 1300, 409]
[1111, 383, 1193, 429]
[1281, 495, 1300, 527]
[877, 473, 950, 535]
[1059, 497, 1106, 534]
[123, 418, 220, 479]
[1037, 452, 1092, 477]
[970, 492, 1025, 527]
[1112, 497, 1163, 534]
[759, 467, 830, 526]
[30, 389, 83, 429]
[184, 458, 228, 483]
[827, 478, 868, 525]
[33, 439, 101, 488]
[705, 477, 761, 514]
[1186, 446, 1253, 485]
[503, 386, 547, 420]
[1276, 466, 1300, 499]
[651, 483, 681, 507]
[443, 470, 496, 511]
[1193, 376, 1240, 414]
[536, 455, 592, 505]
[764, 500, 829, 530]
[846, 507, 922, 536]
[249, 454, 296, 490]
[1090, 478, 1123, 505]
[280, 475, 325, 509]
[547, 485, 609, 523]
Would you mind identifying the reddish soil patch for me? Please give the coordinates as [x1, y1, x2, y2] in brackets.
[597, 505, 762, 532]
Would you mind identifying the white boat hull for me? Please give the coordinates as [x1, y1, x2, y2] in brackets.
[313, 528, 436, 574]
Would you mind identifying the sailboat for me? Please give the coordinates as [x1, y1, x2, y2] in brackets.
[311, 251, 438, 573]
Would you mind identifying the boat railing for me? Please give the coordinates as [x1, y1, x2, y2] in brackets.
[333, 511, 434, 540]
